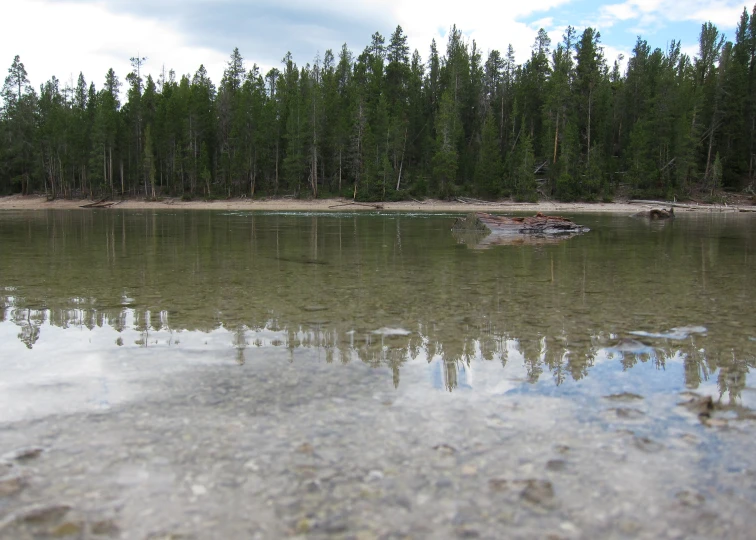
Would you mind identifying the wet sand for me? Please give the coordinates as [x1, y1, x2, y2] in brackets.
[0, 194, 741, 214]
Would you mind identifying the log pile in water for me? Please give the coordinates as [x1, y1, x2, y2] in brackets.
[452, 212, 590, 248]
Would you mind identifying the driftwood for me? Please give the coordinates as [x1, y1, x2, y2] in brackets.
[80, 196, 115, 209]
[628, 199, 756, 213]
[455, 212, 590, 235]
[452, 212, 589, 248]
[328, 201, 384, 210]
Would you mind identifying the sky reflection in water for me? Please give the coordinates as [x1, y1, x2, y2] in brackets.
[0, 210, 754, 422]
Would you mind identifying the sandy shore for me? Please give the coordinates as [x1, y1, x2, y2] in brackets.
[0, 194, 750, 214]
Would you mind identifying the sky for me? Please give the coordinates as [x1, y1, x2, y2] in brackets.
[1, 0, 752, 92]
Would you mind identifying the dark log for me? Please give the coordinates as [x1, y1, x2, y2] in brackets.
[454, 212, 590, 235]
[631, 207, 674, 220]
[80, 196, 112, 208]
[452, 212, 589, 248]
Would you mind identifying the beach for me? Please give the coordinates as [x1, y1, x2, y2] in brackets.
[1, 194, 749, 213]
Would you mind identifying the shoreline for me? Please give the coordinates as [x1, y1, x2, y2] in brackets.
[0, 194, 753, 214]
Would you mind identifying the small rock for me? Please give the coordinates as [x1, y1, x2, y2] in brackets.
[633, 436, 663, 453]
[560, 521, 578, 533]
[191, 484, 207, 496]
[604, 393, 644, 402]
[488, 478, 509, 492]
[3, 446, 44, 462]
[546, 460, 566, 472]
[676, 490, 705, 507]
[50, 521, 82, 537]
[680, 395, 719, 422]
[617, 520, 641, 534]
[296, 443, 314, 455]
[519, 479, 555, 507]
[91, 519, 119, 536]
[0, 471, 25, 496]
[365, 470, 384, 482]
[613, 408, 645, 419]
[433, 444, 457, 456]
[436, 477, 454, 489]
[303, 480, 320, 493]
[454, 526, 480, 538]
[16, 504, 71, 524]
[294, 518, 311, 534]
[461, 465, 477, 476]
[243, 460, 260, 472]
[303, 305, 328, 312]
[321, 516, 348, 534]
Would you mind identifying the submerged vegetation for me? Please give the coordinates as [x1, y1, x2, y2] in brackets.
[1, 6, 756, 202]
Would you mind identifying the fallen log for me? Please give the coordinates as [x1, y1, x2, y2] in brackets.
[80, 196, 112, 208]
[628, 199, 756, 212]
[454, 212, 590, 236]
[452, 212, 589, 248]
[328, 201, 384, 210]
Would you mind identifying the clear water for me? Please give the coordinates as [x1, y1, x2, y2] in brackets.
[1, 210, 755, 538]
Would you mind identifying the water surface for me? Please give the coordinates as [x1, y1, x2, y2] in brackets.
[1, 210, 755, 538]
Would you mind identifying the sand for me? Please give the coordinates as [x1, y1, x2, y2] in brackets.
[0, 194, 748, 213]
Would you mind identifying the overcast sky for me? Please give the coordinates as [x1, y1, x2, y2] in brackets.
[1, 0, 751, 91]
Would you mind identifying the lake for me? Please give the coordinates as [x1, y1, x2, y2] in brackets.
[1, 209, 755, 538]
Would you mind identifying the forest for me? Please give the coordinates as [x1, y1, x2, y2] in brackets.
[1, 6, 756, 202]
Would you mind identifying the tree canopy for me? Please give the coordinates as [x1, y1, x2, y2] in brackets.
[2, 8, 756, 201]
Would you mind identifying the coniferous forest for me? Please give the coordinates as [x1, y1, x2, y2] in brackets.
[2, 7, 756, 202]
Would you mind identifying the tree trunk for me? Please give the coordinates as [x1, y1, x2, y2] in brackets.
[274, 142, 279, 195]
[396, 128, 407, 190]
[552, 110, 559, 164]
[705, 110, 717, 181]
[586, 86, 592, 165]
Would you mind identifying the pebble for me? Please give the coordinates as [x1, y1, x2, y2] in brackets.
[604, 393, 644, 402]
[0, 470, 25, 496]
[365, 470, 384, 482]
[91, 519, 119, 535]
[191, 484, 207, 496]
[2, 446, 45, 462]
[461, 465, 478, 476]
[50, 521, 82, 537]
[613, 408, 645, 419]
[519, 480, 555, 507]
[633, 436, 663, 453]
[676, 490, 705, 507]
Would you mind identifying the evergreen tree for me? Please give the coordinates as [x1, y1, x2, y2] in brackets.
[3, 7, 756, 200]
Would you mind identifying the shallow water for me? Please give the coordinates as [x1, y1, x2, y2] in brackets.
[0, 210, 755, 539]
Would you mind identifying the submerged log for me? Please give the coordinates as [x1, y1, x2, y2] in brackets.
[631, 207, 674, 220]
[452, 212, 589, 248]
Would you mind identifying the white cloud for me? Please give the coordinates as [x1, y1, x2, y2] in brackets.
[2, 0, 227, 91]
[2, 0, 581, 90]
[597, 0, 745, 35]
[390, 0, 573, 63]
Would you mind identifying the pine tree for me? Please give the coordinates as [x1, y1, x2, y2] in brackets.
[474, 110, 503, 197]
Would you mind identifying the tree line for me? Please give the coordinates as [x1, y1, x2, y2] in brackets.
[2, 7, 756, 202]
